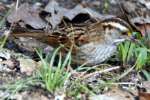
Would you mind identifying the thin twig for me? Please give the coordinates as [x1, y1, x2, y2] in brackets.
[16, 0, 19, 10]
[104, 82, 141, 87]
[81, 66, 120, 79]
[116, 65, 135, 80]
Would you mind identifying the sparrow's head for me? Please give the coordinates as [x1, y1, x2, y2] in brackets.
[101, 18, 133, 44]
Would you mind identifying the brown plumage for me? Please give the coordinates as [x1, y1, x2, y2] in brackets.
[12, 18, 132, 65]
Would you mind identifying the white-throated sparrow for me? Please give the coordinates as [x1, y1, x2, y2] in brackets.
[12, 17, 133, 65]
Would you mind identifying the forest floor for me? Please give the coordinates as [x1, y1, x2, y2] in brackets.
[0, 0, 150, 100]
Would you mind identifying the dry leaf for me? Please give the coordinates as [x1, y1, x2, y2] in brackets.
[0, 3, 5, 11]
[44, 1, 68, 28]
[18, 58, 38, 75]
[139, 92, 150, 100]
[139, 0, 150, 10]
[142, 81, 150, 93]
[14, 89, 49, 100]
[43, 1, 113, 28]
[90, 86, 134, 100]
[7, 3, 46, 29]
[130, 17, 150, 36]
[64, 4, 115, 21]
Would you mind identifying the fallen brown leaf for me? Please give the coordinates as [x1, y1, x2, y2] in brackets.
[43, 1, 114, 29]
[7, 3, 46, 29]
[90, 86, 134, 100]
[139, 92, 150, 100]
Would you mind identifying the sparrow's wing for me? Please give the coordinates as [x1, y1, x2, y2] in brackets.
[12, 32, 70, 47]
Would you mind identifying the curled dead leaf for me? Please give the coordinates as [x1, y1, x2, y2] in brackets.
[43, 1, 114, 29]
[7, 3, 46, 29]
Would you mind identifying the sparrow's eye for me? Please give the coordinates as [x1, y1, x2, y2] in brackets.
[122, 31, 131, 36]
[122, 32, 127, 35]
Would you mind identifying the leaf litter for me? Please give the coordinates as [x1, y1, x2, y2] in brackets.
[0, 0, 150, 99]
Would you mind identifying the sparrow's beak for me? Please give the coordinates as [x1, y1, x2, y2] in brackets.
[127, 31, 132, 37]
[113, 31, 133, 44]
[114, 38, 126, 43]
[128, 31, 135, 40]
